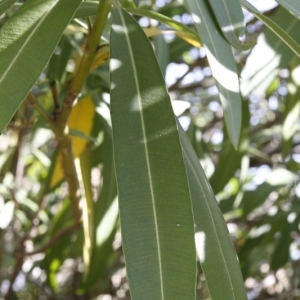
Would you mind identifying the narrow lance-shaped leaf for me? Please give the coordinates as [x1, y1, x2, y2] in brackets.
[185, 0, 242, 148]
[241, 0, 300, 58]
[81, 113, 119, 290]
[178, 122, 247, 300]
[209, 99, 250, 194]
[74, 0, 201, 46]
[274, 0, 300, 20]
[48, 35, 73, 83]
[77, 148, 94, 279]
[74, 0, 99, 18]
[110, 6, 196, 300]
[207, 0, 254, 50]
[50, 96, 95, 187]
[0, 0, 82, 132]
[282, 75, 300, 158]
[125, 7, 201, 46]
[0, 0, 17, 16]
[240, 7, 300, 96]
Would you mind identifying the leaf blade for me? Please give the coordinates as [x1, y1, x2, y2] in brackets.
[178, 123, 247, 300]
[207, 0, 254, 50]
[110, 7, 196, 300]
[241, 0, 300, 58]
[126, 7, 201, 46]
[185, 0, 242, 148]
[0, 0, 82, 132]
[275, 0, 300, 20]
[0, 0, 17, 16]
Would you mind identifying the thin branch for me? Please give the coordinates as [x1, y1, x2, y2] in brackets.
[27, 92, 81, 221]
[26, 92, 54, 125]
[50, 80, 60, 120]
[26, 223, 80, 256]
[56, 0, 111, 128]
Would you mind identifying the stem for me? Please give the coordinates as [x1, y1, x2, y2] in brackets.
[57, 0, 111, 128]
[29, 0, 111, 224]
[26, 93, 53, 125]
[55, 129, 82, 222]
[27, 93, 81, 222]
[26, 223, 80, 256]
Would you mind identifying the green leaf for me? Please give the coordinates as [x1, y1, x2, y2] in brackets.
[210, 99, 250, 194]
[78, 148, 94, 279]
[169, 36, 193, 61]
[153, 35, 169, 78]
[207, 0, 254, 50]
[282, 79, 300, 158]
[241, 0, 300, 58]
[74, 0, 99, 18]
[185, 0, 242, 148]
[275, 0, 300, 20]
[209, 134, 243, 195]
[0, 0, 17, 16]
[270, 220, 295, 270]
[110, 7, 196, 300]
[125, 7, 201, 46]
[81, 117, 119, 290]
[240, 169, 297, 216]
[48, 35, 72, 83]
[240, 7, 300, 95]
[41, 199, 74, 290]
[178, 123, 247, 300]
[0, 0, 82, 133]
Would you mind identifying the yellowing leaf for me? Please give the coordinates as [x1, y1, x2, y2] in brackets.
[91, 44, 110, 70]
[50, 96, 95, 187]
[143, 27, 201, 48]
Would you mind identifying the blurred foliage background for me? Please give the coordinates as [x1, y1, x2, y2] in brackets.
[0, 0, 300, 299]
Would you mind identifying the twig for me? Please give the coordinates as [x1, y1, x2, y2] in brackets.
[27, 92, 82, 222]
[56, 0, 111, 129]
[168, 58, 205, 91]
[26, 92, 54, 125]
[5, 250, 24, 300]
[26, 223, 80, 256]
[4, 192, 47, 299]
[50, 81, 60, 120]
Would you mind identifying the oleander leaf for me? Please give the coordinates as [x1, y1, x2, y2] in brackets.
[207, 0, 254, 50]
[240, 7, 300, 96]
[0, 0, 82, 133]
[241, 0, 300, 58]
[178, 123, 247, 300]
[50, 96, 95, 187]
[110, 6, 196, 299]
[0, 0, 17, 16]
[274, 0, 300, 20]
[126, 7, 201, 46]
[185, 0, 242, 148]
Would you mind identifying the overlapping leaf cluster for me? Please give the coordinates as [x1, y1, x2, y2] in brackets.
[0, 0, 299, 299]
